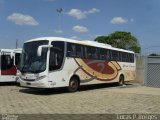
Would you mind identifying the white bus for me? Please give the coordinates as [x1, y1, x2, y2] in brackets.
[0, 49, 22, 82]
[19, 37, 136, 92]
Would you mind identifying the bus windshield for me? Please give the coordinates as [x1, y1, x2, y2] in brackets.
[20, 40, 49, 73]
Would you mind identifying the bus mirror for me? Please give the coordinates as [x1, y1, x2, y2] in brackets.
[37, 45, 53, 56]
[37, 46, 42, 56]
[10, 51, 14, 59]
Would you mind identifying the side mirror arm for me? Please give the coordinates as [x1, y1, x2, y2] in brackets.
[37, 45, 53, 56]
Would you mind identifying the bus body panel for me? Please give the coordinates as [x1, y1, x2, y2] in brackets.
[48, 58, 136, 88]
[0, 75, 16, 82]
[20, 57, 136, 88]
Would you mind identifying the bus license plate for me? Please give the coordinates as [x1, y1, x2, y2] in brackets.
[27, 82, 31, 85]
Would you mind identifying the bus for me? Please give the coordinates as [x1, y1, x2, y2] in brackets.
[19, 37, 136, 92]
[0, 49, 22, 82]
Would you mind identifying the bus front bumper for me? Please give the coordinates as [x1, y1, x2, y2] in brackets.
[19, 78, 55, 88]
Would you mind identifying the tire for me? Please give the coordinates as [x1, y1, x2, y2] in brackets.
[119, 75, 124, 86]
[68, 77, 79, 92]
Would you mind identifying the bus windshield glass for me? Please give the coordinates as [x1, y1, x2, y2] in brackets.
[20, 40, 49, 73]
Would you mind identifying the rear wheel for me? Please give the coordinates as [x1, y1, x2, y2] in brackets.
[119, 75, 124, 86]
[68, 77, 79, 92]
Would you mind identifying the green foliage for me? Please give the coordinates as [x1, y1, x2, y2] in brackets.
[149, 53, 159, 56]
[95, 31, 141, 53]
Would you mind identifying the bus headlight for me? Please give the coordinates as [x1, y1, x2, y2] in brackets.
[36, 75, 46, 81]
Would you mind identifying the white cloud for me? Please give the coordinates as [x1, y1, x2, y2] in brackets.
[130, 18, 134, 22]
[95, 34, 103, 38]
[54, 29, 63, 34]
[111, 17, 128, 24]
[67, 8, 100, 20]
[84, 8, 100, 14]
[68, 9, 86, 20]
[7, 13, 39, 26]
[70, 36, 80, 40]
[72, 25, 88, 33]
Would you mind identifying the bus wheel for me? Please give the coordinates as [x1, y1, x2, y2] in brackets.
[68, 77, 79, 92]
[119, 75, 124, 86]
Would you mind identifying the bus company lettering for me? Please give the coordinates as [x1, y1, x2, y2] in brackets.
[75, 58, 121, 82]
[123, 64, 135, 68]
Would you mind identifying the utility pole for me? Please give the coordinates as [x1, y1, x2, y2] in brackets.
[16, 39, 18, 49]
[56, 8, 63, 31]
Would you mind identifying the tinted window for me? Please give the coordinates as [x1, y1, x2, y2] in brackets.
[67, 43, 83, 58]
[15, 53, 21, 70]
[128, 53, 134, 63]
[66, 42, 135, 62]
[121, 52, 127, 62]
[111, 50, 120, 61]
[121, 52, 134, 63]
[1, 55, 14, 70]
[49, 41, 64, 71]
[76, 44, 83, 57]
[99, 48, 110, 60]
[84, 46, 98, 59]
[67, 43, 76, 57]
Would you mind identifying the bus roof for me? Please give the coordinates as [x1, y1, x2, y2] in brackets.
[0, 49, 14, 52]
[25, 37, 134, 54]
[0, 48, 22, 53]
[13, 48, 22, 53]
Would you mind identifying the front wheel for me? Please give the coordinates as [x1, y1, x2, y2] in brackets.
[68, 77, 79, 92]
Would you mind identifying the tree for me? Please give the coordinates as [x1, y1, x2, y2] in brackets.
[149, 53, 159, 56]
[95, 31, 141, 53]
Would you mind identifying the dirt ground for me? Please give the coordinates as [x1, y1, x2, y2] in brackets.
[0, 82, 160, 115]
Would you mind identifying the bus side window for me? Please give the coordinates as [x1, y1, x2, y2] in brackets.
[49, 48, 57, 71]
[85, 46, 98, 59]
[99, 48, 107, 60]
[1, 55, 14, 70]
[76, 44, 83, 58]
[122, 52, 125, 62]
[128, 53, 134, 63]
[111, 50, 119, 61]
[67, 43, 76, 57]
[122, 52, 128, 62]
[130, 54, 134, 63]
[49, 41, 64, 71]
[106, 49, 110, 60]
[15, 53, 21, 70]
[100, 48, 110, 61]
[119, 52, 122, 62]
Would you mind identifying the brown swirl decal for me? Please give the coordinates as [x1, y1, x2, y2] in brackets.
[74, 58, 121, 82]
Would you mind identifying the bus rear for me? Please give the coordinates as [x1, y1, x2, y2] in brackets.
[0, 49, 21, 82]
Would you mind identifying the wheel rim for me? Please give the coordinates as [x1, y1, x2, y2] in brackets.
[70, 81, 77, 89]
[70, 80, 78, 91]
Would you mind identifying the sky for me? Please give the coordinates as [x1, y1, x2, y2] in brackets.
[0, 0, 160, 54]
